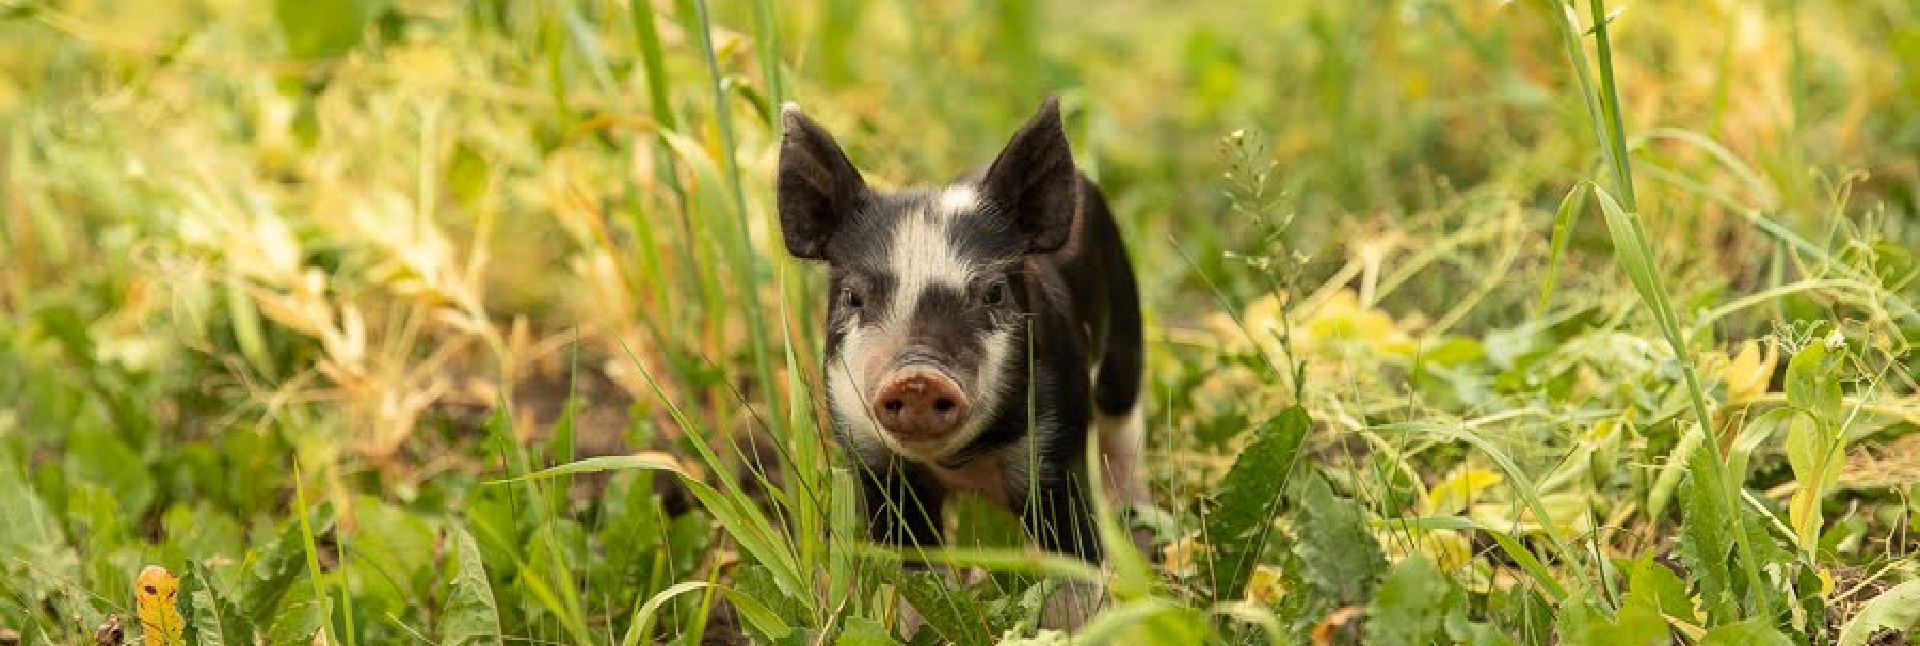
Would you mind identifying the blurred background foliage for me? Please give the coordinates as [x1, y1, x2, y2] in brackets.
[1, 0, 1916, 643]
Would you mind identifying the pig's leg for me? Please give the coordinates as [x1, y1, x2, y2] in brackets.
[1020, 466, 1102, 563]
[1091, 405, 1147, 506]
[1091, 244, 1147, 507]
[1021, 467, 1109, 628]
[861, 459, 947, 557]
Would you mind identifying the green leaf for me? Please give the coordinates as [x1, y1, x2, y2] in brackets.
[1537, 181, 1592, 313]
[236, 517, 324, 628]
[183, 561, 255, 646]
[262, 578, 323, 645]
[1674, 449, 1739, 623]
[349, 495, 435, 595]
[275, 0, 376, 61]
[1364, 555, 1460, 646]
[1837, 580, 1920, 646]
[893, 570, 995, 646]
[1785, 341, 1843, 422]
[0, 445, 65, 556]
[730, 564, 807, 638]
[63, 424, 156, 518]
[1556, 597, 1667, 646]
[1054, 598, 1207, 645]
[1293, 471, 1387, 606]
[1202, 406, 1310, 601]
[1699, 618, 1793, 646]
[834, 617, 902, 646]
[441, 524, 503, 646]
[1444, 614, 1521, 646]
[1620, 556, 1696, 626]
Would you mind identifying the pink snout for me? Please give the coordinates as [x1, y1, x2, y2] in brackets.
[871, 367, 970, 440]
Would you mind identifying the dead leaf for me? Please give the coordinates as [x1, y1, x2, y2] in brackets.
[1312, 606, 1365, 646]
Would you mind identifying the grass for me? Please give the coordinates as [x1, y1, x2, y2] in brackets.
[2, 0, 1918, 644]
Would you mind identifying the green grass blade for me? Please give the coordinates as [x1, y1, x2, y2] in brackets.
[289, 464, 334, 646]
[1536, 182, 1591, 315]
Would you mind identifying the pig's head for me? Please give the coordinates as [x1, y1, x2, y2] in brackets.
[777, 97, 1079, 464]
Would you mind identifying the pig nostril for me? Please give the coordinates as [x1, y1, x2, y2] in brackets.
[883, 400, 905, 415]
[932, 398, 956, 414]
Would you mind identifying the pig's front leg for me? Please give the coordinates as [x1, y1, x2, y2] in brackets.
[1018, 466, 1103, 564]
[860, 459, 947, 559]
[1018, 465, 1109, 628]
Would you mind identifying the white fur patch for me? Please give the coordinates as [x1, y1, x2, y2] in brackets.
[1093, 404, 1148, 506]
[881, 186, 980, 330]
[826, 337, 886, 458]
[935, 185, 980, 218]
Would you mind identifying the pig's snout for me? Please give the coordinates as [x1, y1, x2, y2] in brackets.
[871, 367, 969, 440]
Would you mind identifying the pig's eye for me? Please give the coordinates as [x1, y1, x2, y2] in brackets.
[980, 279, 1008, 306]
[840, 286, 865, 310]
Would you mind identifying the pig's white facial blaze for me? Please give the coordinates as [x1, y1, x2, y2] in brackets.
[882, 186, 981, 330]
[825, 184, 1022, 464]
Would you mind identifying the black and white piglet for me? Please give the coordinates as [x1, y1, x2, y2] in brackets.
[776, 96, 1146, 570]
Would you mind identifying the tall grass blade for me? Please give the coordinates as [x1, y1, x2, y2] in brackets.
[1550, 0, 1775, 620]
[289, 465, 333, 646]
[1536, 182, 1590, 315]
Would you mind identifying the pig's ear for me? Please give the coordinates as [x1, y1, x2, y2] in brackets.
[981, 96, 1077, 254]
[778, 103, 868, 259]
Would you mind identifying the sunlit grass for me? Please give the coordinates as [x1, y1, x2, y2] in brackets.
[1, 0, 1916, 644]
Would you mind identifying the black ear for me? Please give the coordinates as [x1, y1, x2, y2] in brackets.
[980, 96, 1078, 253]
[778, 102, 868, 259]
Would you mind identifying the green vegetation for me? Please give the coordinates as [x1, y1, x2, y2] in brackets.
[3, 0, 1917, 644]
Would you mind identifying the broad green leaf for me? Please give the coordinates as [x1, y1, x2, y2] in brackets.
[183, 561, 254, 646]
[349, 495, 435, 595]
[1675, 449, 1739, 623]
[275, 0, 376, 61]
[1445, 614, 1522, 646]
[834, 617, 901, 646]
[262, 577, 322, 645]
[1557, 597, 1667, 646]
[893, 570, 995, 646]
[1785, 341, 1843, 423]
[1056, 598, 1205, 645]
[1364, 555, 1460, 646]
[729, 564, 806, 639]
[0, 445, 65, 556]
[1837, 580, 1920, 646]
[1293, 472, 1386, 605]
[1699, 618, 1793, 646]
[236, 517, 322, 628]
[1783, 408, 1841, 552]
[441, 524, 503, 646]
[64, 424, 156, 518]
[1201, 406, 1310, 602]
[1621, 556, 1696, 626]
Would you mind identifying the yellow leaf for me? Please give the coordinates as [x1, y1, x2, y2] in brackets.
[135, 565, 183, 646]
[1423, 466, 1504, 516]
[1723, 338, 1778, 404]
[1246, 564, 1286, 604]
